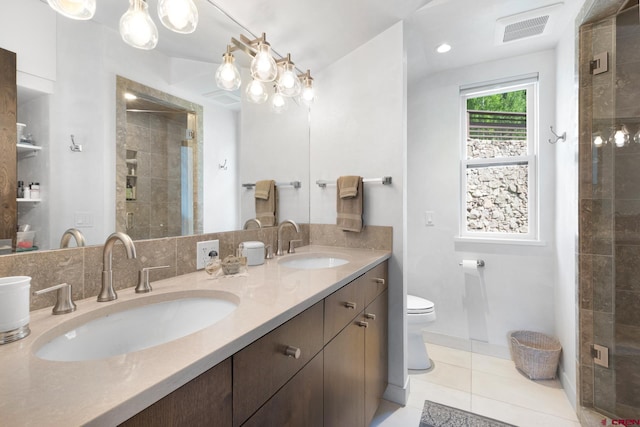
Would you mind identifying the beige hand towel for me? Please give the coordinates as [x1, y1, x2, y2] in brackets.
[255, 180, 278, 227]
[254, 180, 272, 200]
[336, 176, 363, 232]
[338, 175, 360, 199]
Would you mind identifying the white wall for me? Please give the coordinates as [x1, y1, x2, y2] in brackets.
[310, 22, 407, 403]
[554, 23, 580, 409]
[408, 50, 558, 356]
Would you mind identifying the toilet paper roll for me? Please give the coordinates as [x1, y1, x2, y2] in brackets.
[461, 260, 480, 277]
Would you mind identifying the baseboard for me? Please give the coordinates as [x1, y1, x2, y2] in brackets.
[559, 366, 577, 410]
[422, 331, 510, 360]
[383, 377, 410, 406]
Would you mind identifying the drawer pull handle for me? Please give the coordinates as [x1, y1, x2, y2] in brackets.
[357, 321, 369, 328]
[344, 301, 357, 310]
[284, 346, 301, 359]
[373, 278, 385, 285]
[364, 313, 376, 320]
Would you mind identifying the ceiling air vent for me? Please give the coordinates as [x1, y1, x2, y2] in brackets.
[203, 89, 241, 107]
[495, 3, 563, 44]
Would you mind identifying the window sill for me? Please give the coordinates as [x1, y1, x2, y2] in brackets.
[454, 236, 547, 246]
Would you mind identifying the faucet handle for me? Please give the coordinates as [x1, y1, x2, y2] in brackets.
[136, 265, 170, 293]
[288, 239, 303, 254]
[265, 244, 274, 259]
[33, 283, 77, 315]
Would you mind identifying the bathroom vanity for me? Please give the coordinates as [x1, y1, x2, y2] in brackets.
[0, 245, 390, 426]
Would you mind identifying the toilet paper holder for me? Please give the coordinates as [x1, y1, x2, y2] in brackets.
[458, 259, 485, 267]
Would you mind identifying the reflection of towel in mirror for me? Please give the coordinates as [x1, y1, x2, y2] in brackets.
[255, 180, 278, 227]
[336, 176, 363, 232]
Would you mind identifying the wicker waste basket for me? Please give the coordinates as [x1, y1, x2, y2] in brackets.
[509, 330, 562, 380]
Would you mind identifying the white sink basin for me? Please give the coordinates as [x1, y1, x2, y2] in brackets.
[279, 253, 349, 269]
[35, 292, 238, 362]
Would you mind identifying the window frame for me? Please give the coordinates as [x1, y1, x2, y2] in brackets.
[458, 78, 539, 242]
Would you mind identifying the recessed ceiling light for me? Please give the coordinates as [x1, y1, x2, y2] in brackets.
[124, 93, 137, 100]
[436, 43, 451, 53]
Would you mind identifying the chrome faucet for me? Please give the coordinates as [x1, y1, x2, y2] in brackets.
[59, 228, 86, 248]
[243, 218, 263, 230]
[276, 220, 300, 256]
[98, 232, 137, 302]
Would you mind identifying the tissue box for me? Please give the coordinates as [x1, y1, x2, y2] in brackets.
[16, 231, 36, 249]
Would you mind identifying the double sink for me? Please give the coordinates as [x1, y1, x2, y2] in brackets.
[35, 252, 349, 362]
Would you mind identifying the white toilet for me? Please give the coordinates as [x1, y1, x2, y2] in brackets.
[407, 294, 436, 370]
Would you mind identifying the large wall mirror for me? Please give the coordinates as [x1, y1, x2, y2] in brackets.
[0, 0, 311, 253]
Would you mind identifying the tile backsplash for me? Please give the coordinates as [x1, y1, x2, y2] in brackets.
[0, 224, 391, 312]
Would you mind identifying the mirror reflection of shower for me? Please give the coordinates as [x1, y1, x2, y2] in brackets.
[123, 90, 200, 240]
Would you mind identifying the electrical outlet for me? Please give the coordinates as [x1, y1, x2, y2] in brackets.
[196, 239, 219, 270]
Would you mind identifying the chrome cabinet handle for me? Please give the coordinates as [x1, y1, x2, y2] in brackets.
[357, 321, 369, 328]
[33, 283, 77, 315]
[344, 301, 357, 310]
[284, 346, 301, 359]
[364, 313, 376, 320]
[373, 278, 385, 285]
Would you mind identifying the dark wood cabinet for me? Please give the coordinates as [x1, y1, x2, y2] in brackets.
[242, 352, 324, 427]
[324, 263, 388, 427]
[122, 261, 388, 427]
[120, 358, 232, 427]
[364, 290, 388, 426]
[233, 301, 324, 426]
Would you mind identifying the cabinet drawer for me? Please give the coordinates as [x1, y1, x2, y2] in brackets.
[324, 278, 365, 344]
[242, 352, 324, 427]
[233, 301, 324, 426]
[362, 261, 388, 306]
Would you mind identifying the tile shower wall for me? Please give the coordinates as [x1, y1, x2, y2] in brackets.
[579, 4, 640, 419]
[0, 224, 391, 312]
[125, 110, 188, 240]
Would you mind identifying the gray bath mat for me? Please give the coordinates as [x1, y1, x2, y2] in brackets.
[420, 400, 517, 427]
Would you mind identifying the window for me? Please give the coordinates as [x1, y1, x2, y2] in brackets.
[459, 77, 538, 241]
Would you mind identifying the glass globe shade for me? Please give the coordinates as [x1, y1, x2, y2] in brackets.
[271, 91, 287, 114]
[47, 0, 95, 20]
[614, 129, 628, 147]
[246, 80, 268, 104]
[593, 135, 604, 147]
[250, 43, 278, 82]
[157, 0, 198, 34]
[120, 0, 158, 50]
[277, 63, 301, 97]
[215, 55, 241, 91]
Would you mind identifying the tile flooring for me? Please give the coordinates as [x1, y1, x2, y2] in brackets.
[371, 343, 580, 427]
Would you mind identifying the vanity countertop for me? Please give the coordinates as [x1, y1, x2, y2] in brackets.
[0, 245, 390, 426]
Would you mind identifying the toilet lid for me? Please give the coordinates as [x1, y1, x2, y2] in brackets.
[408, 295, 434, 314]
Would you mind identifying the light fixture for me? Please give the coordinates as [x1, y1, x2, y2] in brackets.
[47, 0, 96, 20]
[299, 70, 315, 105]
[157, 0, 198, 34]
[276, 55, 302, 97]
[271, 87, 287, 114]
[124, 93, 138, 101]
[634, 129, 640, 144]
[215, 46, 242, 91]
[246, 79, 268, 104]
[613, 126, 629, 148]
[215, 32, 314, 109]
[120, 0, 159, 50]
[593, 134, 605, 147]
[251, 37, 278, 82]
[436, 43, 452, 53]
[49, 0, 197, 50]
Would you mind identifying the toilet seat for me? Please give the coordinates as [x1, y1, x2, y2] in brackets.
[407, 295, 434, 315]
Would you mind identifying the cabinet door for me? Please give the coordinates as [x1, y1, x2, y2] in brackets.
[120, 358, 232, 427]
[242, 352, 324, 427]
[362, 262, 388, 306]
[324, 319, 366, 427]
[0, 48, 17, 245]
[364, 290, 388, 426]
[233, 301, 324, 426]
[324, 278, 365, 344]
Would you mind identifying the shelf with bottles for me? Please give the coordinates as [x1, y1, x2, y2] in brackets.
[126, 177, 137, 201]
